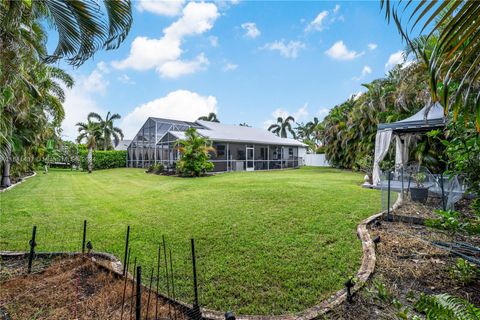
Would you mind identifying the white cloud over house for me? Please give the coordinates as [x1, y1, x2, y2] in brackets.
[241, 22, 261, 38]
[263, 104, 309, 129]
[121, 90, 218, 138]
[136, 0, 185, 16]
[368, 43, 378, 50]
[325, 40, 363, 60]
[305, 4, 342, 32]
[112, 2, 219, 78]
[262, 40, 306, 59]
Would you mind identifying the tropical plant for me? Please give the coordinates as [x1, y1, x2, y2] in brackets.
[450, 258, 479, 286]
[175, 128, 216, 177]
[415, 293, 480, 320]
[381, 1, 480, 131]
[198, 113, 220, 123]
[87, 112, 124, 150]
[239, 122, 250, 127]
[76, 121, 102, 173]
[412, 172, 427, 188]
[268, 116, 295, 138]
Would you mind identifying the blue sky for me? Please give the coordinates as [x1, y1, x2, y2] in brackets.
[52, 0, 408, 140]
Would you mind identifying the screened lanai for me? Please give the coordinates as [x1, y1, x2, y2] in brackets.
[127, 118, 307, 172]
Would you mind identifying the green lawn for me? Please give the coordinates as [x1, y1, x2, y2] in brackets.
[0, 167, 381, 315]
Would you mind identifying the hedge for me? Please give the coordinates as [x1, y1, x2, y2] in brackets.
[79, 150, 127, 170]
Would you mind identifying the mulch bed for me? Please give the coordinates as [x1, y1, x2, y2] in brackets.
[0, 256, 188, 320]
[326, 208, 480, 319]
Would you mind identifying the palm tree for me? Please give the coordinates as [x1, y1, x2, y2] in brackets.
[87, 112, 124, 150]
[76, 121, 102, 173]
[381, 0, 480, 131]
[239, 122, 250, 127]
[175, 128, 216, 177]
[268, 116, 296, 138]
[198, 113, 220, 123]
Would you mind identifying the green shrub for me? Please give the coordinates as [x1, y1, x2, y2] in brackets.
[147, 163, 164, 175]
[449, 258, 478, 285]
[415, 293, 480, 319]
[79, 150, 126, 170]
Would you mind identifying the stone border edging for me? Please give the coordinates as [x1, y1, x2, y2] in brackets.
[0, 172, 36, 193]
[0, 210, 385, 320]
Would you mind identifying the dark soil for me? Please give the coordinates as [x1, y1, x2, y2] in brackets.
[0, 256, 188, 320]
[326, 205, 480, 320]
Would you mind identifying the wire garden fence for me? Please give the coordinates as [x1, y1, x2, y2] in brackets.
[0, 221, 213, 320]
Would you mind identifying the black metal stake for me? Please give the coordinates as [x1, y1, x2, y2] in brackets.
[121, 248, 131, 320]
[28, 226, 37, 273]
[162, 236, 171, 318]
[123, 226, 130, 276]
[129, 257, 137, 320]
[169, 248, 177, 320]
[387, 171, 391, 216]
[145, 267, 154, 319]
[440, 172, 446, 210]
[345, 277, 355, 303]
[136, 266, 142, 320]
[155, 245, 161, 320]
[191, 238, 201, 320]
[82, 220, 87, 254]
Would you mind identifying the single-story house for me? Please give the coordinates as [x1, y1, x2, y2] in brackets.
[127, 117, 307, 172]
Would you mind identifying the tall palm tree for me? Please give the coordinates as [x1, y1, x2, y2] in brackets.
[198, 113, 220, 123]
[87, 112, 124, 150]
[268, 116, 296, 138]
[76, 121, 102, 173]
[381, 0, 480, 131]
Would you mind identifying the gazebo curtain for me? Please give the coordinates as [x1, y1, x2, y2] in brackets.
[372, 130, 392, 185]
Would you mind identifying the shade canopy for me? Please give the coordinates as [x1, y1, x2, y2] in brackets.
[377, 102, 446, 133]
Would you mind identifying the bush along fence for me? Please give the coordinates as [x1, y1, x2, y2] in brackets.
[79, 150, 127, 170]
[4, 222, 208, 320]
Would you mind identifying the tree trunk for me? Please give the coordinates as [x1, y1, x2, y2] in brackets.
[1, 140, 12, 187]
[87, 147, 93, 173]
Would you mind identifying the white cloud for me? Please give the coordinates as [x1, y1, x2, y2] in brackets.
[262, 40, 306, 59]
[385, 50, 405, 71]
[368, 43, 378, 50]
[223, 62, 238, 72]
[113, 2, 219, 78]
[241, 22, 261, 39]
[263, 104, 309, 130]
[352, 65, 372, 80]
[61, 63, 110, 141]
[121, 90, 218, 138]
[137, 0, 185, 16]
[208, 35, 219, 47]
[305, 11, 328, 32]
[325, 40, 363, 60]
[157, 53, 209, 78]
[333, 4, 340, 14]
[317, 108, 330, 121]
[118, 74, 135, 85]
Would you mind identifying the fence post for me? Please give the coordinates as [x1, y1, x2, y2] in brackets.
[28, 226, 37, 274]
[82, 220, 87, 254]
[387, 171, 391, 216]
[136, 266, 142, 320]
[440, 172, 446, 210]
[191, 238, 201, 320]
[123, 226, 130, 276]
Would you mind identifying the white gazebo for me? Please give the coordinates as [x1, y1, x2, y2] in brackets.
[372, 102, 446, 186]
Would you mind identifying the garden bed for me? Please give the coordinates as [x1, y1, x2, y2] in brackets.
[0, 255, 188, 320]
[326, 215, 480, 319]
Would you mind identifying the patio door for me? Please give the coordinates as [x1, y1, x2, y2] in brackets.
[246, 145, 254, 171]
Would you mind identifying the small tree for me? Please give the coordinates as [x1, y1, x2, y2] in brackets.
[175, 128, 215, 177]
[76, 121, 101, 173]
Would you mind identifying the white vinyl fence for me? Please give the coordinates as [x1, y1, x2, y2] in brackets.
[303, 154, 330, 167]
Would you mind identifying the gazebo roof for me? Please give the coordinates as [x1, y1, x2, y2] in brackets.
[377, 102, 446, 133]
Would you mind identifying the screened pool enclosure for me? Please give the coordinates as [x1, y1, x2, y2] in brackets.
[127, 118, 306, 172]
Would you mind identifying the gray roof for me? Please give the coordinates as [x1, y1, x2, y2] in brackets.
[194, 120, 306, 146]
[114, 139, 132, 151]
[378, 102, 445, 133]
